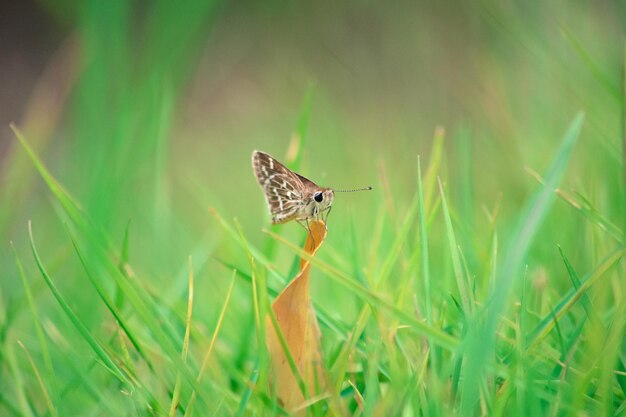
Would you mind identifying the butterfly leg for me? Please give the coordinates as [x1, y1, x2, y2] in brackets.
[322, 206, 332, 227]
[306, 217, 316, 248]
[297, 218, 316, 249]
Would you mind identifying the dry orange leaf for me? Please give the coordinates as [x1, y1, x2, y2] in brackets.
[266, 220, 327, 413]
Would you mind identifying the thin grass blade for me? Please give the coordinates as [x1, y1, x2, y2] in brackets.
[459, 113, 584, 414]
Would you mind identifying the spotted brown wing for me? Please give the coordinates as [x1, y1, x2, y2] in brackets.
[252, 150, 306, 224]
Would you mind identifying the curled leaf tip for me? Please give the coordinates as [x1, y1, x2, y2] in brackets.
[304, 220, 327, 256]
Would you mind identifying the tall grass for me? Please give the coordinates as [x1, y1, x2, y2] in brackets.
[2, 1, 625, 416]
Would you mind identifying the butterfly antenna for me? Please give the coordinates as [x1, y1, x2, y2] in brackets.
[333, 186, 373, 193]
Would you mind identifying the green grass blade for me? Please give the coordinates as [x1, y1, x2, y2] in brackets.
[377, 188, 419, 287]
[11, 243, 59, 412]
[330, 306, 372, 390]
[459, 113, 585, 414]
[67, 228, 154, 371]
[56, 353, 125, 415]
[11, 124, 87, 232]
[525, 247, 622, 351]
[235, 219, 273, 413]
[17, 341, 58, 417]
[557, 246, 604, 331]
[28, 221, 132, 387]
[287, 85, 315, 171]
[169, 257, 194, 417]
[572, 191, 624, 244]
[115, 220, 132, 309]
[439, 178, 471, 315]
[417, 156, 432, 324]
[561, 27, 621, 103]
[5, 341, 34, 417]
[423, 127, 445, 212]
[184, 269, 236, 417]
[527, 169, 624, 244]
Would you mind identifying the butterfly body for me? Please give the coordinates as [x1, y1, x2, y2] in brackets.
[252, 150, 334, 224]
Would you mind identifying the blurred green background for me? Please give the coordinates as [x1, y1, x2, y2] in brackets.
[1, 1, 625, 415]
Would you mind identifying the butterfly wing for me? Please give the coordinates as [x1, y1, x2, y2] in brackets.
[294, 172, 319, 190]
[252, 150, 306, 224]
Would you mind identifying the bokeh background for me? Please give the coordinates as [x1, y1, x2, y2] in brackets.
[1, 0, 625, 414]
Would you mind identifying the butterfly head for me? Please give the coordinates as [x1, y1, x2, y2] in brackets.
[310, 188, 334, 215]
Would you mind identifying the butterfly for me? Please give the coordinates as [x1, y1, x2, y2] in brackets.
[252, 150, 372, 226]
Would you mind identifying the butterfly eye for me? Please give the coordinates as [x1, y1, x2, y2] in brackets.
[314, 192, 323, 202]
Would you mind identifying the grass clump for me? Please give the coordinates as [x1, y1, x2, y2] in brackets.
[1, 2, 625, 416]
